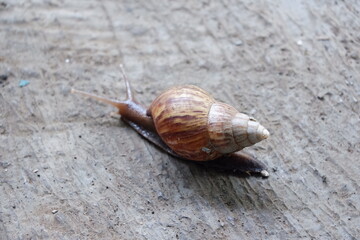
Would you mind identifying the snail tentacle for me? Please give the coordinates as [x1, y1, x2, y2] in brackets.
[119, 64, 134, 101]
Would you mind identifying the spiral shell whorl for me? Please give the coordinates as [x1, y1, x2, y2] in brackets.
[207, 102, 240, 154]
[232, 114, 270, 148]
[208, 103, 269, 153]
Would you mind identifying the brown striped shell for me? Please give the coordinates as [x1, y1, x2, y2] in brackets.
[149, 85, 269, 161]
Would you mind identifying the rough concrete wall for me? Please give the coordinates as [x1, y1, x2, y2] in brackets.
[0, 0, 359, 239]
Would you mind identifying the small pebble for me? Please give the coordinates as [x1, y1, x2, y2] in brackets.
[233, 40, 243, 46]
[261, 170, 270, 178]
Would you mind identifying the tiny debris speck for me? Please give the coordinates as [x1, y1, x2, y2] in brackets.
[19, 80, 30, 87]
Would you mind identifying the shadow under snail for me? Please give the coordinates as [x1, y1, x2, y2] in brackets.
[72, 65, 270, 177]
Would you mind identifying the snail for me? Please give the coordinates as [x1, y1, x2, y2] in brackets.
[72, 65, 270, 177]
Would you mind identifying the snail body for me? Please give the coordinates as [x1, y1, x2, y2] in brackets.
[72, 65, 270, 177]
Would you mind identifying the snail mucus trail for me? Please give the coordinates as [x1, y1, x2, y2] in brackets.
[72, 65, 270, 177]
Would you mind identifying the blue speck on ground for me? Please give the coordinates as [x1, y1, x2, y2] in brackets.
[19, 80, 30, 87]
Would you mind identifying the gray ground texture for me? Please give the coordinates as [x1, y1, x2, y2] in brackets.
[0, 0, 360, 239]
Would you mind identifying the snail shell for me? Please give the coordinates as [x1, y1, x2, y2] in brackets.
[149, 85, 269, 161]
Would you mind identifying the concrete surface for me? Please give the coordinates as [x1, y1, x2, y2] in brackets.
[0, 0, 359, 239]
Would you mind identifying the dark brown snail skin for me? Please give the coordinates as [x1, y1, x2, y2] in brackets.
[72, 65, 270, 177]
